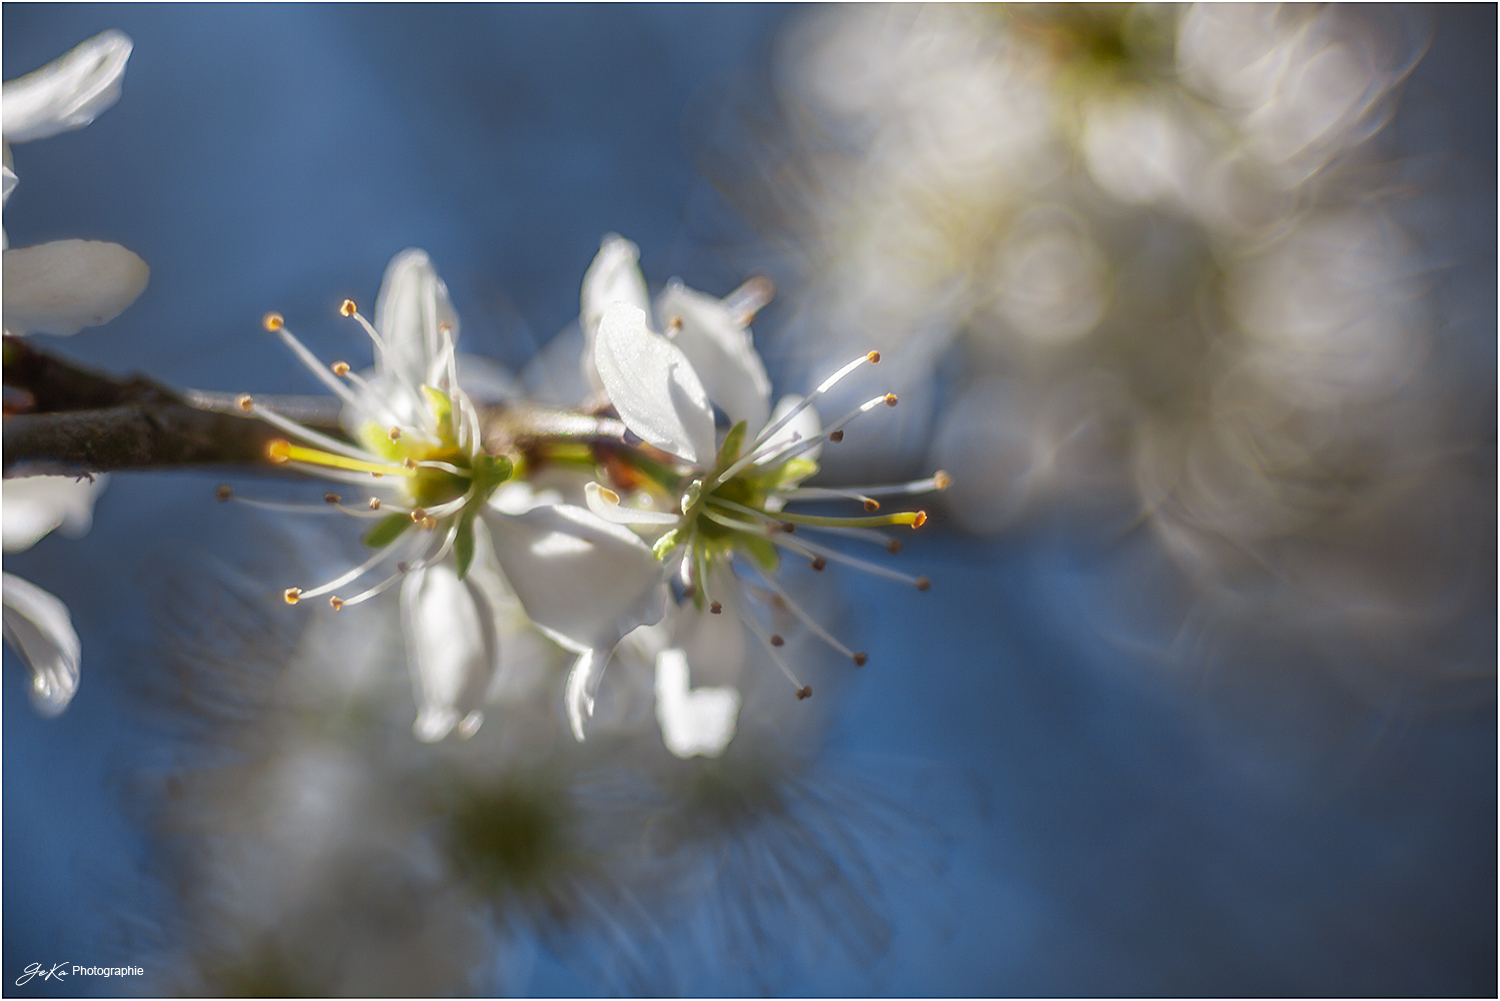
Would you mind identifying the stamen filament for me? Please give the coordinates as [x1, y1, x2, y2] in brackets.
[732, 594, 806, 692]
[270, 322, 377, 424]
[339, 368, 441, 445]
[747, 350, 879, 455]
[786, 535, 930, 589]
[282, 461, 396, 487]
[269, 439, 415, 478]
[829, 472, 952, 497]
[707, 495, 923, 530]
[747, 393, 894, 471]
[249, 403, 383, 465]
[298, 528, 419, 600]
[748, 564, 861, 662]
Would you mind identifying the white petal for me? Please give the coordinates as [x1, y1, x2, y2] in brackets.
[1, 31, 132, 144]
[2, 240, 148, 336]
[761, 393, 823, 464]
[579, 234, 650, 394]
[1, 573, 80, 717]
[481, 501, 667, 655]
[654, 647, 741, 758]
[456, 353, 521, 405]
[2, 473, 107, 552]
[583, 482, 681, 527]
[373, 248, 459, 398]
[656, 280, 772, 433]
[565, 647, 604, 742]
[594, 302, 715, 465]
[400, 563, 499, 742]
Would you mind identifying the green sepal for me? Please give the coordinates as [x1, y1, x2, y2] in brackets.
[470, 452, 513, 502]
[454, 508, 478, 580]
[652, 527, 683, 562]
[736, 532, 780, 572]
[680, 479, 703, 516]
[363, 512, 412, 549]
[714, 420, 749, 472]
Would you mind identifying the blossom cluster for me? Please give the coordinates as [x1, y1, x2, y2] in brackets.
[223, 236, 944, 755]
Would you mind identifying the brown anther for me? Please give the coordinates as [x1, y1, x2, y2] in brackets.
[397, 561, 409, 573]
[388, 426, 402, 441]
[710, 601, 723, 615]
[339, 299, 357, 317]
[682, 583, 697, 598]
[933, 470, 953, 490]
[810, 557, 826, 571]
[262, 312, 284, 332]
[410, 508, 427, 522]
[771, 634, 785, 647]
[853, 652, 868, 666]
[887, 539, 903, 555]
[916, 576, 931, 592]
[421, 516, 436, 531]
[912, 510, 927, 528]
[884, 393, 898, 407]
[867, 351, 881, 363]
[439, 321, 453, 333]
[236, 394, 255, 412]
[332, 361, 351, 376]
[796, 685, 813, 700]
[667, 316, 683, 333]
[771, 595, 788, 609]
[283, 587, 302, 605]
[829, 430, 845, 443]
[371, 472, 384, 479]
[368, 497, 382, 510]
[781, 522, 796, 533]
[403, 458, 417, 470]
[329, 596, 344, 611]
[863, 498, 880, 512]
[215, 484, 233, 502]
[324, 493, 340, 504]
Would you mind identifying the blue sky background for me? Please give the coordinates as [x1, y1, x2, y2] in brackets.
[3, 4, 1494, 996]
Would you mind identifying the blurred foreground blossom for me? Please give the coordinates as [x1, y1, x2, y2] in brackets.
[743, 3, 1477, 689]
[2, 28, 146, 714]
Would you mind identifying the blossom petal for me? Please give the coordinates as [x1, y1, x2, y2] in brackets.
[401, 562, 499, 742]
[656, 280, 772, 433]
[583, 481, 681, 527]
[1, 30, 132, 144]
[654, 647, 741, 758]
[2, 473, 107, 553]
[372, 248, 459, 398]
[1, 573, 80, 717]
[2, 240, 148, 336]
[480, 501, 667, 655]
[579, 234, 650, 394]
[594, 301, 715, 465]
[565, 647, 604, 742]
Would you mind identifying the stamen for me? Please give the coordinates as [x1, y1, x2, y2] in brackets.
[283, 461, 398, 487]
[746, 349, 882, 455]
[330, 596, 345, 611]
[833, 472, 952, 498]
[710, 601, 722, 615]
[829, 430, 844, 443]
[251, 403, 392, 466]
[263, 313, 284, 331]
[236, 394, 254, 412]
[779, 486, 882, 508]
[266, 437, 413, 477]
[324, 493, 340, 504]
[228, 496, 370, 516]
[763, 393, 896, 467]
[797, 686, 813, 700]
[267, 318, 378, 418]
[707, 494, 922, 531]
[368, 498, 382, 510]
[340, 298, 357, 317]
[332, 362, 351, 376]
[770, 634, 784, 646]
[389, 427, 402, 441]
[810, 557, 827, 571]
[732, 596, 808, 693]
[296, 528, 421, 600]
[792, 535, 931, 590]
[216, 485, 233, 502]
[283, 587, 301, 604]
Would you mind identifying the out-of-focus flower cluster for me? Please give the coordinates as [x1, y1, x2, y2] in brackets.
[747, 4, 1480, 690]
